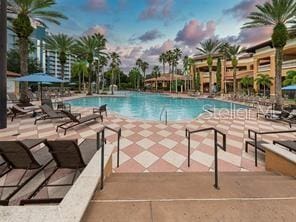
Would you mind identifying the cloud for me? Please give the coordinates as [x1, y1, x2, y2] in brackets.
[175, 20, 216, 46]
[223, 0, 268, 20]
[129, 29, 164, 42]
[86, 0, 107, 11]
[223, 26, 272, 47]
[143, 39, 175, 56]
[139, 0, 173, 21]
[83, 25, 108, 36]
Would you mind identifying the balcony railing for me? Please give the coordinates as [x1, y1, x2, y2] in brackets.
[283, 59, 296, 69]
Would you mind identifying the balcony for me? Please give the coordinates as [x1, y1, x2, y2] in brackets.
[258, 64, 270, 72]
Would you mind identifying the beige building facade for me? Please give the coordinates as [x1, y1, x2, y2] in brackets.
[192, 39, 296, 95]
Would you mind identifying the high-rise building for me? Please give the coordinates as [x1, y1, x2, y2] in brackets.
[7, 24, 76, 81]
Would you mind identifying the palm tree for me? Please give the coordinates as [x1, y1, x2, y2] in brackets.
[159, 53, 167, 76]
[173, 48, 182, 93]
[152, 65, 160, 91]
[165, 50, 174, 92]
[45, 34, 74, 94]
[72, 61, 88, 93]
[75, 34, 106, 95]
[255, 73, 274, 97]
[196, 39, 222, 96]
[141, 61, 149, 89]
[240, 76, 253, 95]
[135, 58, 143, 90]
[110, 52, 121, 95]
[243, 0, 296, 106]
[96, 55, 108, 93]
[7, 0, 67, 101]
[283, 70, 296, 86]
[226, 44, 244, 97]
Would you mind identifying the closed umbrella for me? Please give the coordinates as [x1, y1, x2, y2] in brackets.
[15, 73, 65, 100]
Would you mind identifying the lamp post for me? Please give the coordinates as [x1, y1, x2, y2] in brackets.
[0, 0, 7, 129]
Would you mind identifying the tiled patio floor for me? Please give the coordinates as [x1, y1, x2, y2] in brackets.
[1, 102, 295, 174]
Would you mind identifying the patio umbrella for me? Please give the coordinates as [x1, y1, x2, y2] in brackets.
[15, 72, 65, 100]
[282, 85, 296, 91]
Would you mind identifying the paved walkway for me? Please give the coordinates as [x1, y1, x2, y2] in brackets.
[1, 102, 295, 173]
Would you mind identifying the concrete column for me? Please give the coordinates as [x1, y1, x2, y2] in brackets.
[253, 58, 259, 93]
[221, 60, 225, 93]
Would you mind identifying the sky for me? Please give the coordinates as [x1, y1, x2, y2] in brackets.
[48, 0, 272, 72]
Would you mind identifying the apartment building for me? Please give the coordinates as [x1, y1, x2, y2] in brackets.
[192, 38, 296, 95]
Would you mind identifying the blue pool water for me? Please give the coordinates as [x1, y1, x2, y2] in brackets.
[68, 92, 247, 121]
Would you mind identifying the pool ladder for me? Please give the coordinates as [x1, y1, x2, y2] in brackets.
[160, 106, 168, 125]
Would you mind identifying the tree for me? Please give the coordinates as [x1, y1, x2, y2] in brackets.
[243, 0, 296, 106]
[7, 48, 42, 73]
[165, 50, 174, 92]
[226, 44, 244, 97]
[141, 61, 149, 88]
[75, 34, 107, 95]
[8, 0, 66, 101]
[72, 61, 88, 93]
[173, 48, 182, 93]
[196, 39, 222, 96]
[255, 73, 274, 97]
[129, 67, 140, 89]
[240, 76, 253, 95]
[159, 53, 167, 76]
[135, 58, 143, 90]
[216, 58, 222, 92]
[283, 70, 296, 86]
[45, 34, 74, 94]
[152, 65, 160, 91]
[110, 52, 121, 95]
[95, 55, 108, 93]
[183, 56, 194, 91]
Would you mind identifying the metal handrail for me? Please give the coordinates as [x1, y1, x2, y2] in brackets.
[97, 126, 122, 190]
[185, 127, 226, 189]
[247, 129, 296, 167]
[160, 106, 168, 125]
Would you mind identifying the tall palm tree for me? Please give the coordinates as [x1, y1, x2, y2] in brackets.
[45, 34, 74, 94]
[75, 34, 106, 95]
[173, 48, 182, 93]
[243, 0, 296, 106]
[152, 65, 160, 91]
[165, 50, 174, 92]
[226, 44, 244, 97]
[141, 61, 149, 89]
[196, 39, 222, 96]
[255, 73, 274, 97]
[240, 76, 253, 95]
[72, 61, 88, 93]
[135, 58, 143, 90]
[110, 52, 121, 95]
[159, 53, 167, 76]
[183, 56, 189, 91]
[96, 55, 108, 93]
[219, 42, 231, 93]
[7, 0, 67, 101]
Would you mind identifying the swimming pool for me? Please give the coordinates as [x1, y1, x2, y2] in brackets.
[68, 92, 247, 121]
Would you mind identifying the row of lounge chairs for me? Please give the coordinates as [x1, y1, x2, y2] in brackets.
[0, 138, 96, 205]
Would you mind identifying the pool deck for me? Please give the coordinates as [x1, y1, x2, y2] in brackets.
[2, 94, 295, 174]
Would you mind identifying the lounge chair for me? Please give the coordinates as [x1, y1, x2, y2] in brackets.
[56, 111, 103, 135]
[93, 104, 107, 117]
[20, 139, 95, 205]
[10, 105, 39, 121]
[42, 98, 71, 112]
[273, 140, 296, 152]
[7, 92, 19, 103]
[0, 139, 52, 206]
[34, 104, 81, 125]
[27, 91, 38, 101]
